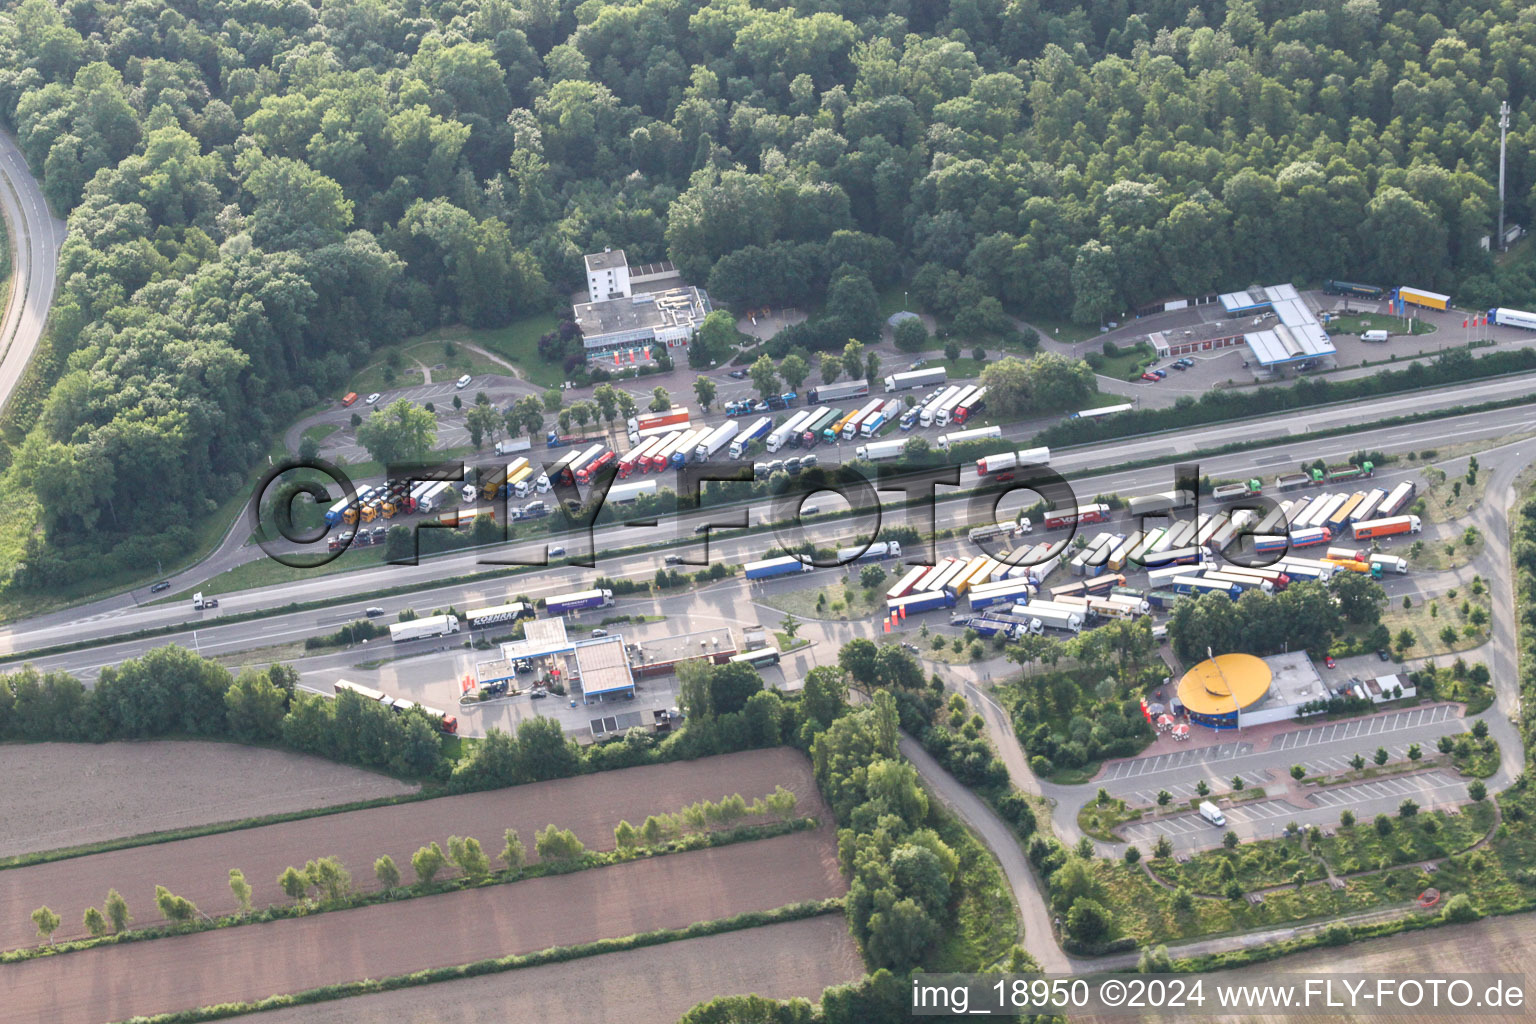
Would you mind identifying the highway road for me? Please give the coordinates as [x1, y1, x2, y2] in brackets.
[0, 129, 64, 415]
[2, 401, 1530, 667]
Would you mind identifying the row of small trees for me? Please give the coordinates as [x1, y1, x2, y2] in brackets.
[28, 788, 804, 946]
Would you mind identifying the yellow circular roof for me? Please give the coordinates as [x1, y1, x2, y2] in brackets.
[1177, 654, 1272, 717]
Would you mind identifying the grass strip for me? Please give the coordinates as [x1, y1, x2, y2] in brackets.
[4, 817, 819, 963]
[106, 897, 845, 1024]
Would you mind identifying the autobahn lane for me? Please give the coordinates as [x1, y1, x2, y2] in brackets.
[0, 129, 65, 415]
[0, 401, 1530, 665]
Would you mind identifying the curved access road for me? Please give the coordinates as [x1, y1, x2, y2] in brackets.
[0, 129, 65, 416]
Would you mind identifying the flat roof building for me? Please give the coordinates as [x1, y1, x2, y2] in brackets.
[1177, 650, 1331, 729]
[574, 250, 710, 362]
[1151, 284, 1336, 368]
[570, 634, 636, 700]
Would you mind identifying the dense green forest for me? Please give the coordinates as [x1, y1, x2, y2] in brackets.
[1, 0, 1535, 589]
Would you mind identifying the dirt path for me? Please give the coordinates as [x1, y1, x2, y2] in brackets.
[228, 914, 863, 1024]
[8, 829, 846, 1024]
[0, 742, 417, 860]
[0, 747, 821, 951]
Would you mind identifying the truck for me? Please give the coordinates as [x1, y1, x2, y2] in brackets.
[855, 438, 909, 462]
[842, 399, 886, 440]
[887, 590, 957, 616]
[967, 578, 1036, 611]
[1352, 515, 1421, 541]
[1211, 479, 1262, 502]
[192, 592, 219, 610]
[607, 479, 658, 504]
[1377, 481, 1417, 518]
[1488, 307, 1536, 331]
[937, 425, 1002, 449]
[1398, 286, 1450, 311]
[1171, 575, 1242, 600]
[1128, 490, 1194, 516]
[1314, 460, 1373, 483]
[415, 481, 452, 514]
[388, 614, 461, 643]
[493, 437, 532, 457]
[1289, 526, 1333, 548]
[1275, 472, 1314, 491]
[1323, 280, 1386, 300]
[1070, 403, 1133, 419]
[627, 407, 690, 440]
[1370, 554, 1409, 576]
[643, 431, 686, 471]
[1325, 546, 1370, 564]
[920, 386, 962, 427]
[859, 400, 902, 437]
[1043, 503, 1110, 530]
[766, 410, 815, 453]
[545, 432, 605, 448]
[1198, 801, 1227, 827]
[562, 444, 606, 485]
[1274, 558, 1335, 583]
[884, 367, 947, 392]
[837, 541, 902, 564]
[886, 566, 930, 601]
[670, 428, 706, 467]
[575, 448, 616, 484]
[619, 435, 665, 478]
[546, 589, 614, 614]
[744, 555, 814, 581]
[801, 408, 841, 448]
[694, 421, 740, 461]
[806, 379, 869, 404]
[935, 385, 978, 427]
[976, 447, 1051, 477]
[953, 386, 987, 424]
[728, 416, 773, 458]
[1024, 603, 1083, 634]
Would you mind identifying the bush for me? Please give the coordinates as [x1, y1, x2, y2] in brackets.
[1440, 893, 1480, 923]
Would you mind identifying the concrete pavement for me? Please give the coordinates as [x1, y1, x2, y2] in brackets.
[0, 129, 65, 415]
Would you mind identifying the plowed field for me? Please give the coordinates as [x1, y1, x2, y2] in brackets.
[7, 829, 845, 1024]
[0, 746, 820, 951]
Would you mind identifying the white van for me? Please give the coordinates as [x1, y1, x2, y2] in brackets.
[1198, 800, 1226, 827]
[1360, 330, 1390, 343]
[455, 374, 473, 389]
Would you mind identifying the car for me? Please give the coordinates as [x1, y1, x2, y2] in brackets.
[549, 545, 566, 557]
[801, 504, 821, 516]
[365, 392, 382, 405]
[340, 392, 359, 406]
[1170, 361, 1189, 371]
[765, 460, 784, 475]
[1176, 358, 1194, 368]
[728, 369, 747, 379]
[901, 642, 919, 653]
[993, 471, 1015, 482]
[591, 628, 608, 637]
[909, 359, 926, 370]
[664, 554, 683, 565]
[529, 689, 547, 699]
[339, 530, 355, 543]
[1152, 368, 1167, 378]
[753, 400, 770, 412]
[693, 523, 711, 535]
[365, 607, 385, 617]
[1140, 372, 1160, 382]
[371, 525, 387, 539]
[1377, 649, 1391, 662]
[800, 454, 819, 468]
[1324, 655, 1337, 668]
[455, 374, 472, 389]
[149, 580, 171, 593]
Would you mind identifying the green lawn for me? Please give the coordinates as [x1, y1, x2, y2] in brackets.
[1324, 313, 1436, 337]
[1085, 340, 1158, 381]
[939, 357, 987, 380]
[877, 284, 921, 318]
[472, 313, 566, 388]
[1021, 314, 1101, 345]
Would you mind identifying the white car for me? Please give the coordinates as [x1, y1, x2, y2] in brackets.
[365, 392, 381, 405]
[455, 374, 472, 389]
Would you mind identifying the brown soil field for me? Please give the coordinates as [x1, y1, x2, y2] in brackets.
[233, 914, 865, 1024]
[0, 746, 821, 951]
[8, 829, 846, 1024]
[0, 741, 417, 859]
[1116, 913, 1536, 1024]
